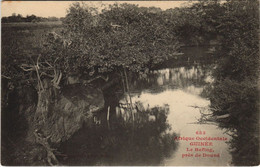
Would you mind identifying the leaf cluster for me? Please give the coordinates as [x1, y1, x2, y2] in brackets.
[57, 3, 180, 75]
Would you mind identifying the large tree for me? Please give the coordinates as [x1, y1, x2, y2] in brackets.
[4, 2, 181, 133]
[61, 3, 180, 75]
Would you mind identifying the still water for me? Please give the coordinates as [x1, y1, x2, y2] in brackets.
[119, 46, 231, 165]
[128, 67, 232, 166]
[59, 46, 232, 165]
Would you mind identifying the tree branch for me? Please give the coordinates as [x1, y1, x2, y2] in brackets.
[1, 75, 11, 79]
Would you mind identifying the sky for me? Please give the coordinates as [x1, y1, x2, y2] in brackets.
[1, 1, 192, 18]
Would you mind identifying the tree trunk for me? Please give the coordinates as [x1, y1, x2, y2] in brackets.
[123, 68, 134, 122]
[33, 80, 60, 165]
[34, 89, 52, 126]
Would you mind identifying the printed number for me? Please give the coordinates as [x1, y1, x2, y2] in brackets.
[196, 131, 206, 135]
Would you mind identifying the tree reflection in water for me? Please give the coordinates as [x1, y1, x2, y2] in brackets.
[58, 105, 178, 166]
[130, 64, 213, 96]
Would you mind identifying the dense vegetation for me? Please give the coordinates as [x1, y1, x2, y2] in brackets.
[1, 0, 259, 165]
[207, 1, 259, 165]
[173, 0, 259, 165]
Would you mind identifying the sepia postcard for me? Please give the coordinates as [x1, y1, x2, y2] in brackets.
[1, 1, 259, 166]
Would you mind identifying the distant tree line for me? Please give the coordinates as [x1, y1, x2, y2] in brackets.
[1, 13, 62, 23]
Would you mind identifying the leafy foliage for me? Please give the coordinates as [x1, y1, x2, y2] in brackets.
[60, 3, 180, 75]
[205, 0, 259, 165]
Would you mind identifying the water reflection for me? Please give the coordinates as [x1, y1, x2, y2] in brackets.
[59, 47, 231, 165]
[131, 65, 213, 96]
[128, 90, 231, 166]
[58, 106, 178, 166]
[120, 63, 232, 165]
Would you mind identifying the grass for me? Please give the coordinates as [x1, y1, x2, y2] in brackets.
[1, 21, 63, 61]
[2, 21, 62, 30]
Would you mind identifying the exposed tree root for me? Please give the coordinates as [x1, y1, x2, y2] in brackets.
[188, 105, 230, 125]
[33, 132, 59, 166]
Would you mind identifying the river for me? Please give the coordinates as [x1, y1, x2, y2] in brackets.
[58, 46, 232, 166]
